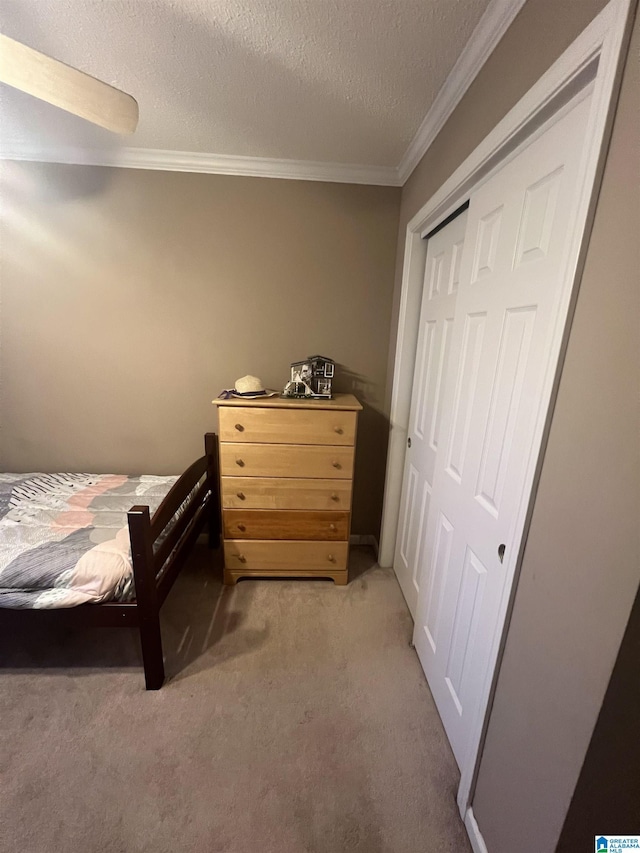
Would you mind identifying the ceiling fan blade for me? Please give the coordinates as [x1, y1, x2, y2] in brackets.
[0, 33, 138, 134]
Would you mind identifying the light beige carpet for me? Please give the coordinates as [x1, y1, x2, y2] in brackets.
[0, 545, 471, 853]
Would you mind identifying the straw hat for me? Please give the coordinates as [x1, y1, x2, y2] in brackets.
[229, 375, 278, 399]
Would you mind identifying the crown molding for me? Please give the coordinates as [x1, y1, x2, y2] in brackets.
[396, 0, 528, 185]
[0, 144, 402, 186]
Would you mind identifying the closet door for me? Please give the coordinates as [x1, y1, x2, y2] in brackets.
[394, 210, 467, 617]
[413, 92, 592, 769]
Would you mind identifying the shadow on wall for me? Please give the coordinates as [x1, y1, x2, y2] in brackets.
[557, 578, 640, 847]
[7, 161, 114, 202]
[334, 364, 390, 540]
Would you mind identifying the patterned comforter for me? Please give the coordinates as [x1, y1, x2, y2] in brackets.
[0, 473, 178, 609]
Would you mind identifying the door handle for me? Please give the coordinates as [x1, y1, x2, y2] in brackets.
[498, 544, 506, 563]
[407, 437, 412, 448]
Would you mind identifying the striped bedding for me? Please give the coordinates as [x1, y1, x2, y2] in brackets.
[0, 472, 178, 609]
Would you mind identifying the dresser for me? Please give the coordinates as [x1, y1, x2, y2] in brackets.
[213, 393, 362, 585]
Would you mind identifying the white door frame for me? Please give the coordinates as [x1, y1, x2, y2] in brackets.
[378, 0, 634, 825]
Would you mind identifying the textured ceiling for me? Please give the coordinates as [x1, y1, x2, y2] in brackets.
[0, 0, 493, 168]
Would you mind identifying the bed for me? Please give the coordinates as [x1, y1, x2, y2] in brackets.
[0, 433, 220, 689]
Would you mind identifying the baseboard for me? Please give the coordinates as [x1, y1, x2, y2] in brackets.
[464, 808, 489, 853]
[349, 534, 379, 557]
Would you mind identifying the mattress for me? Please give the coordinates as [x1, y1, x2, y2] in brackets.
[0, 472, 178, 609]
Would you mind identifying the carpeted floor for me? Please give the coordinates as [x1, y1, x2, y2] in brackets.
[0, 545, 471, 853]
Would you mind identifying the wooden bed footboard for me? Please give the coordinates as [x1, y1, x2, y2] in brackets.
[0, 433, 221, 691]
[127, 432, 220, 689]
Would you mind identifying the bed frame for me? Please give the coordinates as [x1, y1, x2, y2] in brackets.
[0, 433, 220, 690]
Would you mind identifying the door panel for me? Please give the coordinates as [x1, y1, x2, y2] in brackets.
[444, 546, 487, 713]
[423, 510, 454, 652]
[474, 306, 536, 517]
[430, 317, 454, 451]
[413, 93, 591, 769]
[413, 320, 436, 441]
[393, 210, 469, 617]
[471, 207, 503, 282]
[446, 312, 486, 483]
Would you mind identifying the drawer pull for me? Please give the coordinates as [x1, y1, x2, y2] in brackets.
[235, 458, 245, 467]
[237, 554, 247, 563]
[235, 423, 245, 432]
[236, 491, 246, 500]
[334, 426, 343, 434]
[328, 554, 336, 563]
[332, 461, 341, 469]
[237, 523, 246, 532]
[329, 523, 337, 532]
[331, 493, 339, 502]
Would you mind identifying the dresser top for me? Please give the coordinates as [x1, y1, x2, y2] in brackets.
[212, 392, 362, 411]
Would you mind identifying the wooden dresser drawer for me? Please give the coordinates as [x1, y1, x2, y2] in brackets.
[219, 407, 356, 446]
[223, 540, 349, 572]
[219, 443, 354, 479]
[223, 509, 349, 541]
[221, 477, 352, 510]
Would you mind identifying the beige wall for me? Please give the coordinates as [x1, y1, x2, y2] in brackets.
[0, 168, 400, 534]
[388, 0, 639, 851]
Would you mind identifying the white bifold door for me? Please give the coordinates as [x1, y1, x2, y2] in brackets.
[395, 91, 592, 770]
[394, 209, 468, 617]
